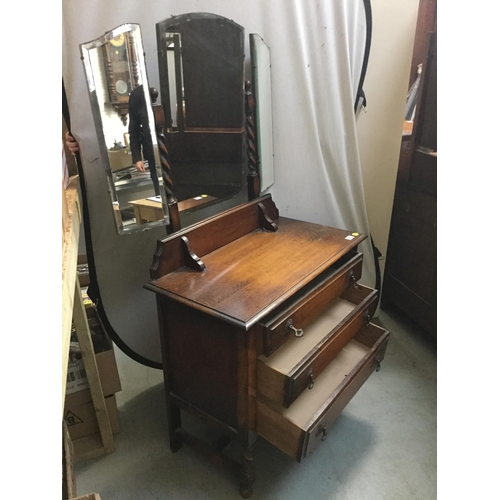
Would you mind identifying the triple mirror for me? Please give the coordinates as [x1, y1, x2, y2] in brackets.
[77, 13, 274, 365]
[81, 14, 274, 237]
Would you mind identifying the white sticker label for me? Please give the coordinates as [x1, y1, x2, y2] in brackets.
[345, 235, 355, 240]
[66, 359, 89, 394]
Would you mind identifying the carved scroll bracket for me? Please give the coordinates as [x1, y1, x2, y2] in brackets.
[258, 203, 278, 232]
[181, 236, 206, 271]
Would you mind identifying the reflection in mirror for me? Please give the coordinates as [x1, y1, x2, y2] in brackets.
[80, 24, 170, 234]
[156, 13, 246, 212]
[251, 34, 275, 192]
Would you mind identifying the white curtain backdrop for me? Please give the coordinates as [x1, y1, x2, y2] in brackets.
[62, 0, 375, 364]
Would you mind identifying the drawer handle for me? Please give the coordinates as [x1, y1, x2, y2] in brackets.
[349, 270, 359, 289]
[364, 311, 372, 325]
[318, 423, 328, 441]
[307, 368, 315, 389]
[286, 319, 304, 337]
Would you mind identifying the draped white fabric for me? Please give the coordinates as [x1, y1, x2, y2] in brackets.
[62, 0, 375, 364]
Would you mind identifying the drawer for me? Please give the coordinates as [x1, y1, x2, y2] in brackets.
[256, 322, 389, 462]
[257, 284, 378, 407]
[257, 252, 363, 356]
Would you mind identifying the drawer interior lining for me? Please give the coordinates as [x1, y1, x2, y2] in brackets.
[259, 298, 356, 374]
[279, 339, 369, 429]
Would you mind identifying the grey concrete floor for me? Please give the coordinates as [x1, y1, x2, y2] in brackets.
[75, 308, 437, 499]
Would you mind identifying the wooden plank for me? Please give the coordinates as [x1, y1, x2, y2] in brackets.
[72, 434, 109, 464]
[72, 279, 115, 455]
[62, 421, 76, 500]
[62, 176, 81, 413]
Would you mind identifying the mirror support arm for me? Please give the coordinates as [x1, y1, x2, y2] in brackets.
[245, 81, 260, 200]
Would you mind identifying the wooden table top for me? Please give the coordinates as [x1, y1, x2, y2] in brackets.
[150, 217, 365, 327]
[129, 198, 163, 209]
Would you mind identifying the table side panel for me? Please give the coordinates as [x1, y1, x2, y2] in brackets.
[160, 299, 240, 429]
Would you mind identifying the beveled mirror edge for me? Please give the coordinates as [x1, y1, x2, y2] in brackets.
[80, 23, 171, 235]
[250, 33, 275, 193]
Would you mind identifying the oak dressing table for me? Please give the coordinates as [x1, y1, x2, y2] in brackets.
[145, 194, 389, 497]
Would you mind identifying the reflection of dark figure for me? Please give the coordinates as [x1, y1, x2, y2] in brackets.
[128, 85, 160, 196]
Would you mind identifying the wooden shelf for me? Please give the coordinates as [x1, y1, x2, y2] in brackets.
[62, 176, 82, 408]
[62, 176, 115, 495]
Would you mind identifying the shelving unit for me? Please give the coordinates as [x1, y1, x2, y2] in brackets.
[62, 176, 115, 492]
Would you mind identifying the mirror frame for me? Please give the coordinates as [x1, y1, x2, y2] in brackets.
[80, 23, 171, 235]
[155, 13, 251, 217]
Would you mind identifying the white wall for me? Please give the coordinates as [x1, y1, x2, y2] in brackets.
[356, 0, 420, 276]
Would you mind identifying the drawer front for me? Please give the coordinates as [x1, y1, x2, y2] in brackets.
[256, 323, 389, 462]
[258, 252, 363, 356]
[257, 285, 378, 408]
[285, 286, 378, 407]
[302, 324, 389, 459]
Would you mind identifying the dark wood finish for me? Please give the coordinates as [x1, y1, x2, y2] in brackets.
[257, 203, 278, 232]
[407, 0, 437, 94]
[148, 194, 278, 281]
[146, 196, 388, 496]
[147, 207, 365, 328]
[382, 9, 437, 336]
[257, 252, 364, 356]
[180, 236, 206, 271]
[246, 80, 260, 200]
[256, 323, 389, 462]
[257, 284, 378, 408]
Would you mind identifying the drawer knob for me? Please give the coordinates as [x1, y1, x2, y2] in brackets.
[349, 270, 359, 289]
[318, 423, 328, 441]
[364, 311, 372, 325]
[286, 319, 304, 337]
[307, 368, 315, 389]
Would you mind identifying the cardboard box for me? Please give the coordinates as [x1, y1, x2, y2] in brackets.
[64, 302, 121, 442]
[66, 348, 122, 406]
[65, 394, 119, 441]
[67, 305, 120, 405]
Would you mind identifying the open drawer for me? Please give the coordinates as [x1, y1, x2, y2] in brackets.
[257, 252, 363, 356]
[256, 322, 389, 462]
[257, 284, 378, 407]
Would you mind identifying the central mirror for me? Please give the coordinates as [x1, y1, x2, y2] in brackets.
[156, 13, 246, 211]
